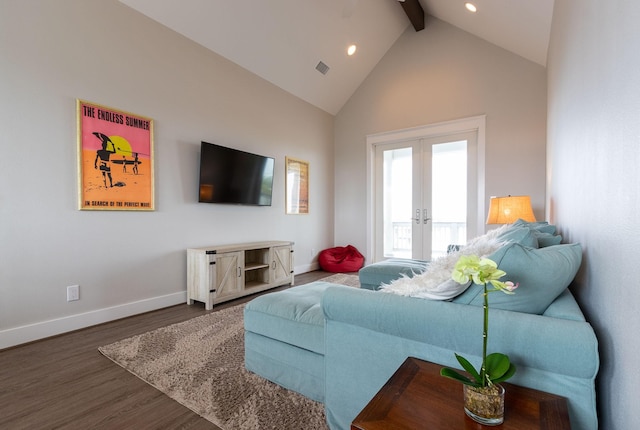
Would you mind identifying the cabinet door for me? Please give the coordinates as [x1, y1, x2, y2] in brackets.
[272, 245, 293, 286]
[213, 251, 243, 300]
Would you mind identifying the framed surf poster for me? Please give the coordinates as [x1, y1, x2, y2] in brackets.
[76, 99, 154, 211]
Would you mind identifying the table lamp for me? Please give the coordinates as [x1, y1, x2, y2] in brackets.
[486, 195, 536, 224]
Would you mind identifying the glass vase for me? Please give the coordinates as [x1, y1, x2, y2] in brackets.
[463, 384, 505, 426]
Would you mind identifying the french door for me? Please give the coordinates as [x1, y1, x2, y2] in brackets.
[373, 131, 478, 261]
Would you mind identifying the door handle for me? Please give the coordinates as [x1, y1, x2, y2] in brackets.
[413, 209, 420, 224]
[423, 209, 431, 224]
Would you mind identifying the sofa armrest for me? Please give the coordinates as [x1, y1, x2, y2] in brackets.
[322, 286, 599, 379]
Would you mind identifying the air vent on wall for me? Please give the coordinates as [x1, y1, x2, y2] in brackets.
[315, 61, 330, 75]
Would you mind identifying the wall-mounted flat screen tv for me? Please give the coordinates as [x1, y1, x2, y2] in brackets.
[198, 141, 275, 206]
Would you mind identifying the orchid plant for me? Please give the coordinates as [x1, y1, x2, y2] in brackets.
[440, 255, 518, 388]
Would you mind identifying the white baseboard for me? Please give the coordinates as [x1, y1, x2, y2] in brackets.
[0, 292, 186, 350]
[294, 262, 319, 275]
[1, 265, 323, 350]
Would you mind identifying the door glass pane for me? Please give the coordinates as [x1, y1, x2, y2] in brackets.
[383, 147, 412, 258]
[431, 141, 467, 259]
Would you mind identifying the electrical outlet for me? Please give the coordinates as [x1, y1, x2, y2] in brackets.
[310, 248, 316, 257]
[67, 285, 80, 302]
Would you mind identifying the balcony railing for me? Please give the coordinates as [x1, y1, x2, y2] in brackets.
[387, 221, 467, 259]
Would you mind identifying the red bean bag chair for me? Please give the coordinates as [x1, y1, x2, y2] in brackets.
[318, 245, 365, 273]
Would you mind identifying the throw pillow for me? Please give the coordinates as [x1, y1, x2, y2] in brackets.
[513, 218, 557, 235]
[495, 225, 539, 248]
[534, 232, 563, 247]
[452, 242, 582, 314]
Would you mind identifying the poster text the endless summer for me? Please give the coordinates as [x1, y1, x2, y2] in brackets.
[82, 105, 151, 130]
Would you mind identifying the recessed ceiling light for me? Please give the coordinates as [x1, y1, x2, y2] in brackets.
[465, 2, 477, 13]
[347, 44, 357, 56]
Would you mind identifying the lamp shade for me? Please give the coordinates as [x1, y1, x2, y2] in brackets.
[486, 195, 536, 224]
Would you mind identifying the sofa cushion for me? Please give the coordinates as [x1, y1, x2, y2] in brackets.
[359, 258, 428, 290]
[244, 282, 335, 354]
[453, 242, 582, 314]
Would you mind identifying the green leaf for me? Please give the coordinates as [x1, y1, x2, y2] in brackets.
[440, 368, 479, 387]
[490, 363, 517, 384]
[454, 353, 481, 384]
[485, 353, 511, 380]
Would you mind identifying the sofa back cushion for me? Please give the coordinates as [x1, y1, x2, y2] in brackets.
[452, 242, 582, 314]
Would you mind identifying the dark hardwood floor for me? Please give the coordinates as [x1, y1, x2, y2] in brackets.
[0, 270, 332, 430]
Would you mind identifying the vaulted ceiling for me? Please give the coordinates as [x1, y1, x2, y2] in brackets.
[119, 0, 555, 115]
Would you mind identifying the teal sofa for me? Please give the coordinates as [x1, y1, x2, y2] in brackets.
[322, 286, 598, 430]
[244, 221, 599, 430]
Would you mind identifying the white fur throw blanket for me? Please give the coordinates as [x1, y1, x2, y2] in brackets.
[380, 225, 510, 300]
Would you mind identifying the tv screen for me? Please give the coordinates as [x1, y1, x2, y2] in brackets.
[198, 142, 275, 206]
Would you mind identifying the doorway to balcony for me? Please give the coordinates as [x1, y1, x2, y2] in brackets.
[366, 116, 486, 262]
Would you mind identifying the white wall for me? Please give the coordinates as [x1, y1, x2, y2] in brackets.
[547, 1, 640, 428]
[0, 0, 334, 348]
[334, 18, 547, 257]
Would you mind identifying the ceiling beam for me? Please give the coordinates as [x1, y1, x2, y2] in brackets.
[398, 0, 425, 32]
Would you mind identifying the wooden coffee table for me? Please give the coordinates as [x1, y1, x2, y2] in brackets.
[351, 357, 571, 429]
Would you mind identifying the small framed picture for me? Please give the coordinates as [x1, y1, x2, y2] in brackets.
[285, 157, 309, 214]
[77, 100, 154, 210]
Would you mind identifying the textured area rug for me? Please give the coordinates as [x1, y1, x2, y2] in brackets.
[98, 274, 359, 429]
[316, 272, 360, 288]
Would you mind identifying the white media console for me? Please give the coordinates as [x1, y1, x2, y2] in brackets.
[187, 241, 294, 310]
